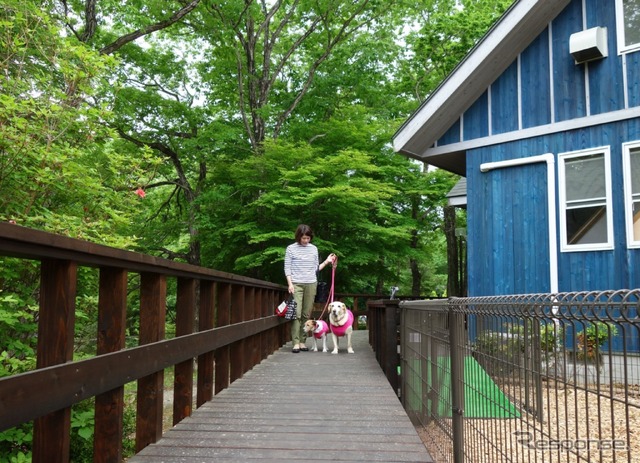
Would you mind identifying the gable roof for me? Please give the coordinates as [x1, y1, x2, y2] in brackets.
[393, 0, 571, 176]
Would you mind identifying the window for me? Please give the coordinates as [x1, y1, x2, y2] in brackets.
[558, 147, 613, 251]
[616, 0, 640, 53]
[623, 141, 640, 248]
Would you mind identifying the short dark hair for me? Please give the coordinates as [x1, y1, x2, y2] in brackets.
[295, 224, 314, 243]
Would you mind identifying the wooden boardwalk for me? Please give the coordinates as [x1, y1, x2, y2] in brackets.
[129, 330, 434, 462]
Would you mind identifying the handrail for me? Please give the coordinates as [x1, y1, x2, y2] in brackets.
[0, 223, 289, 462]
[0, 222, 280, 286]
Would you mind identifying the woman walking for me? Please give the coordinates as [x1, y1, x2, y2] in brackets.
[284, 224, 336, 353]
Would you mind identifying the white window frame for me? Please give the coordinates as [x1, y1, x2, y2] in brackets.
[558, 146, 614, 252]
[615, 0, 640, 54]
[623, 141, 640, 248]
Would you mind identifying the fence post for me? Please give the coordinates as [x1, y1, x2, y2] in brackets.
[449, 304, 465, 463]
[197, 280, 216, 405]
[174, 277, 196, 425]
[94, 267, 127, 463]
[32, 259, 77, 463]
[384, 299, 399, 395]
[214, 283, 231, 394]
[229, 285, 246, 383]
[135, 273, 167, 452]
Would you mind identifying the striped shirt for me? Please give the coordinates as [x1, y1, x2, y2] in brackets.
[284, 242, 319, 284]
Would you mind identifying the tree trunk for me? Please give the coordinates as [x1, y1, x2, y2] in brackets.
[445, 206, 466, 297]
[410, 257, 421, 297]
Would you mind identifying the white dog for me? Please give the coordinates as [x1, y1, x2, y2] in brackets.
[302, 319, 329, 352]
[328, 301, 354, 354]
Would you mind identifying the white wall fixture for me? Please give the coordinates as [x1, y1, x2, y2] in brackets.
[570, 27, 608, 64]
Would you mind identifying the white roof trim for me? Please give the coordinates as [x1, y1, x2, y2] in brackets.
[419, 106, 640, 159]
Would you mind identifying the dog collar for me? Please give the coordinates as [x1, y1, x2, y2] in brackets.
[332, 312, 348, 326]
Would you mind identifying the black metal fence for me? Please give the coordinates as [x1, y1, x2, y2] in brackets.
[399, 291, 640, 463]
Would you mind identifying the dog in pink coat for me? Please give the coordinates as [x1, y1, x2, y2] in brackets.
[303, 319, 330, 352]
[328, 301, 354, 354]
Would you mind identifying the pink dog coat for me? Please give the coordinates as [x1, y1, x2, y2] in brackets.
[330, 309, 354, 337]
[312, 320, 329, 339]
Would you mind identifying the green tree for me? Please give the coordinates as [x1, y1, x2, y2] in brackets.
[54, 0, 415, 263]
[13, 0, 511, 289]
[396, 0, 514, 101]
[0, 0, 155, 245]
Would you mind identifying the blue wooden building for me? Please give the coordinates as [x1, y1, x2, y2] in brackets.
[394, 0, 640, 298]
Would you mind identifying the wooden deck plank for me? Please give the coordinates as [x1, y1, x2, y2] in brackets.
[128, 331, 434, 462]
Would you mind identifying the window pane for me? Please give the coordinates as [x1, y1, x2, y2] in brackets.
[630, 147, 640, 195]
[565, 154, 605, 202]
[624, 0, 640, 47]
[566, 206, 608, 244]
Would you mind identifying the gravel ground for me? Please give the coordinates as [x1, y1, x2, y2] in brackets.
[415, 382, 640, 463]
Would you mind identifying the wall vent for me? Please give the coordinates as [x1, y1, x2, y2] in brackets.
[570, 27, 608, 64]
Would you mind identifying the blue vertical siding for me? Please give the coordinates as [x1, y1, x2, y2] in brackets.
[586, 0, 625, 114]
[627, 51, 640, 108]
[554, 120, 640, 291]
[463, 91, 489, 140]
[430, 0, 640, 353]
[467, 145, 551, 296]
[520, 30, 552, 128]
[438, 118, 461, 146]
[467, 119, 640, 298]
[467, 149, 494, 296]
[490, 62, 519, 134]
[552, 0, 587, 122]
[435, 0, 640, 149]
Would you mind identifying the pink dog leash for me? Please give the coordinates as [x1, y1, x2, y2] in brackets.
[318, 256, 338, 320]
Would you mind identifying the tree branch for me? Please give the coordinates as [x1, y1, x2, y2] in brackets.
[115, 128, 195, 202]
[272, 0, 373, 138]
[100, 0, 201, 55]
[80, 0, 97, 42]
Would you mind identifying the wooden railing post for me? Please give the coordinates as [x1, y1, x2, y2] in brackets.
[32, 259, 77, 463]
[197, 280, 215, 406]
[257, 288, 269, 360]
[135, 273, 167, 452]
[352, 298, 360, 330]
[94, 267, 128, 463]
[173, 278, 196, 425]
[214, 283, 231, 395]
[229, 285, 245, 383]
[246, 287, 260, 367]
[384, 299, 400, 395]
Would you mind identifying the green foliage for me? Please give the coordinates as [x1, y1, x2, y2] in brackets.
[196, 133, 456, 293]
[0, 259, 38, 377]
[0, 0, 525, 458]
[575, 321, 618, 367]
[397, 0, 515, 100]
[0, 1, 155, 248]
[121, 395, 138, 458]
[577, 321, 619, 350]
[540, 322, 564, 353]
[0, 425, 32, 463]
[473, 328, 522, 377]
[69, 403, 95, 462]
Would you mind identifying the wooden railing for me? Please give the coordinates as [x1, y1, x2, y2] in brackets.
[367, 297, 439, 396]
[0, 223, 289, 462]
[367, 299, 401, 394]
